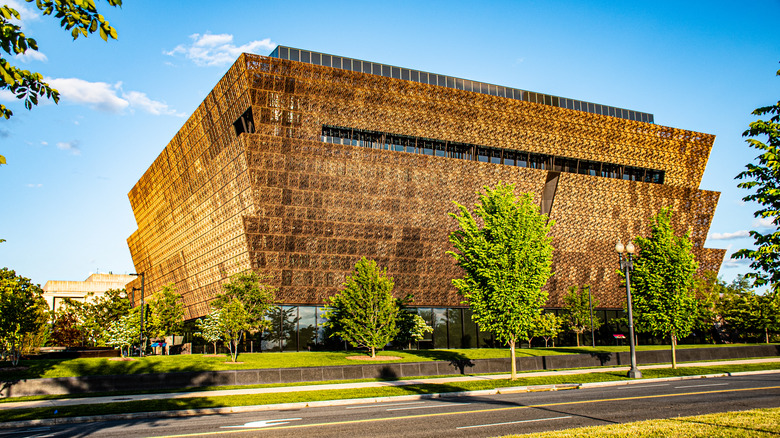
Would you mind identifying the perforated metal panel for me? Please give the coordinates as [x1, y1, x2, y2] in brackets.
[127, 53, 724, 319]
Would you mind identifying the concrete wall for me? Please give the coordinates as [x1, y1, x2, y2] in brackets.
[2, 345, 778, 398]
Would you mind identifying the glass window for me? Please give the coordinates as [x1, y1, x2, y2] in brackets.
[419, 72, 428, 84]
[529, 153, 548, 169]
[381, 65, 390, 77]
[312, 52, 321, 65]
[434, 142, 446, 157]
[454, 78, 464, 90]
[503, 150, 515, 166]
[369, 63, 378, 75]
[433, 308, 447, 348]
[279, 46, 289, 59]
[422, 140, 434, 156]
[261, 306, 281, 352]
[478, 325, 495, 348]
[411, 70, 419, 82]
[447, 308, 464, 348]
[490, 149, 501, 164]
[331, 56, 342, 69]
[301, 50, 310, 63]
[392, 67, 400, 79]
[463, 309, 478, 348]
[299, 306, 316, 350]
[281, 306, 299, 351]
[321, 54, 331, 68]
[477, 147, 489, 163]
[435, 75, 445, 86]
[446, 76, 454, 88]
[315, 306, 326, 345]
[579, 160, 600, 176]
[401, 69, 410, 81]
[290, 49, 299, 62]
[516, 151, 528, 167]
[417, 308, 434, 341]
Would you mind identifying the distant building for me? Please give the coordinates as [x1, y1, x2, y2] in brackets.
[42, 273, 136, 311]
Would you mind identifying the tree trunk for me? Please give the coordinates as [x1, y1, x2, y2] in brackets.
[213, 342, 218, 355]
[576, 332, 581, 347]
[766, 328, 770, 344]
[371, 346, 376, 358]
[509, 338, 517, 380]
[671, 333, 677, 369]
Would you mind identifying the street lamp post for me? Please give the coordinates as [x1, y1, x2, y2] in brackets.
[129, 272, 145, 357]
[588, 286, 595, 348]
[615, 240, 642, 379]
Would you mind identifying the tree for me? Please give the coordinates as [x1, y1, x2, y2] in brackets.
[692, 271, 725, 343]
[719, 279, 780, 343]
[562, 285, 602, 347]
[148, 284, 184, 353]
[395, 310, 433, 350]
[0, 268, 48, 365]
[105, 311, 140, 358]
[195, 309, 224, 355]
[324, 258, 400, 358]
[448, 182, 554, 380]
[49, 310, 83, 347]
[0, 0, 121, 120]
[733, 67, 780, 292]
[63, 288, 131, 346]
[630, 207, 699, 369]
[212, 271, 276, 362]
[534, 312, 563, 348]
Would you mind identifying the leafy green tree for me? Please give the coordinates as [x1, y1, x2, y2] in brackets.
[562, 285, 602, 347]
[105, 311, 140, 358]
[63, 288, 131, 346]
[324, 258, 400, 358]
[692, 271, 725, 343]
[219, 298, 250, 362]
[148, 284, 184, 353]
[0, 0, 121, 120]
[448, 182, 554, 380]
[395, 310, 433, 349]
[195, 309, 224, 355]
[0, 268, 48, 365]
[630, 207, 699, 369]
[720, 279, 780, 343]
[733, 68, 780, 292]
[212, 271, 276, 362]
[534, 312, 563, 348]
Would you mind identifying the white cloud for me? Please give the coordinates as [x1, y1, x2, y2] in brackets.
[26, 183, 43, 188]
[56, 140, 81, 155]
[165, 33, 275, 66]
[122, 91, 185, 117]
[4, 0, 40, 23]
[752, 217, 776, 229]
[47, 78, 129, 113]
[44, 77, 183, 116]
[722, 257, 751, 269]
[14, 50, 48, 63]
[708, 230, 750, 240]
[40, 141, 48, 146]
[0, 89, 15, 102]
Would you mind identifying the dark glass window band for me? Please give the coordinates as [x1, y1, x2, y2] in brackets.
[320, 125, 665, 185]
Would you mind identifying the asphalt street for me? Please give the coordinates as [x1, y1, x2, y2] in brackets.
[4, 373, 780, 438]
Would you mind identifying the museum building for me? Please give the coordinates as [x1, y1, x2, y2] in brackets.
[126, 46, 725, 350]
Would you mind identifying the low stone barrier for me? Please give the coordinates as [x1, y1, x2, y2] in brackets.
[2, 345, 778, 398]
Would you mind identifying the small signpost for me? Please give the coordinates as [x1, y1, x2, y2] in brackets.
[613, 334, 626, 346]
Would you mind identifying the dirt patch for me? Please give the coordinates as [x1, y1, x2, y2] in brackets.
[224, 361, 244, 364]
[108, 357, 137, 361]
[346, 355, 403, 361]
[203, 354, 223, 357]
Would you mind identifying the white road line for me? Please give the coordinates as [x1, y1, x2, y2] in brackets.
[617, 384, 670, 389]
[387, 403, 472, 411]
[221, 418, 302, 428]
[457, 415, 573, 429]
[346, 401, 426, 409]
[674, 383, 730, 389]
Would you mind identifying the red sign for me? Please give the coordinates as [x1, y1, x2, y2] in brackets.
[613, 334, 626, 339]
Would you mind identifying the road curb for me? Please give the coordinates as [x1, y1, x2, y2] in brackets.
[3, 369, 780, 430]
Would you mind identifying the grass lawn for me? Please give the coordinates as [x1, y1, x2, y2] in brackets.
[0, 343, 774, 381]
[1, 362, 779, 423]
[510, 407, 780, 437]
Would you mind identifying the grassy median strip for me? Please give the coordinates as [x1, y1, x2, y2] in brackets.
[2, 362, 779, 424]
[511, 407, 780, 438]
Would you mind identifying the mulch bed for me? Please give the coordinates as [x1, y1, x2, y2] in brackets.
[346, 355, 402, 361]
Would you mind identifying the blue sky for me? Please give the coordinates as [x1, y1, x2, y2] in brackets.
[1, 0, 778, 289]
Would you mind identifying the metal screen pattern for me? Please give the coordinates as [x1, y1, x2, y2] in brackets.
[127, 53, 724, 319]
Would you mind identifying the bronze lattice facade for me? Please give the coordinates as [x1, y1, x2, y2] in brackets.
[127, 48, 725, 320]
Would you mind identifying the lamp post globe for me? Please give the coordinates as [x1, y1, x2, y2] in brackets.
[616, 240, 642, 379]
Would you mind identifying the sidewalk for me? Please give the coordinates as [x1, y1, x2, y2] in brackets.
[3, 357, 779, 411]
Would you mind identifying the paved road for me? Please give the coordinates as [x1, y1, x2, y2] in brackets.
[5, 373, 780, 438]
